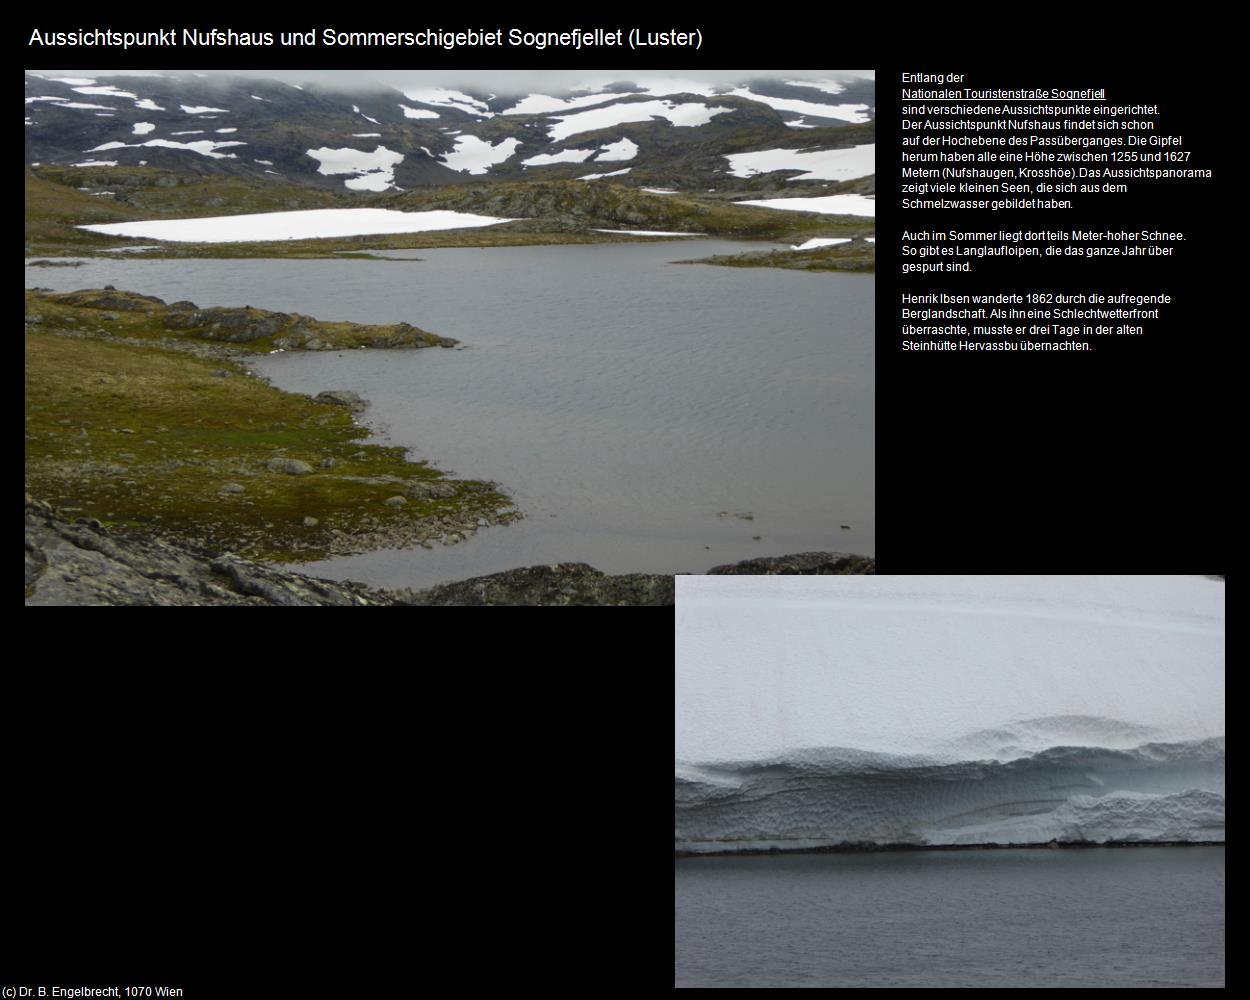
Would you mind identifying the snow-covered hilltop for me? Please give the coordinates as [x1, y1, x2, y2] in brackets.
[675, 576, 1225, 851]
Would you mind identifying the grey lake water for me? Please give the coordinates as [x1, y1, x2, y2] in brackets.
[27, 241, 873, 587]
[675, 848, 1225, 988]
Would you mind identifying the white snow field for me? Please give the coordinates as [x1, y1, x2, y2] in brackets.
[727, 87, 871, 124]
[80, 208, 513, 243]
[88, 139, 246, 160]
[790, 238, 852, 250]
[676, 576, 1225, 851]
[306, 145, 404, 191]
[501, 91, 643, 115]
[592, 228, 700, 236]
[521, 147, 596, 166]
[547, 100, 732, 141]
[736, 193, 876, 218]
[400, 87, 492, 116]
[578, 169, 631, 180]
[595, 137, 639, 161]
[725, 143, 874, 182]
[399, 105, 440, 120]
[440, 136, 521, 174]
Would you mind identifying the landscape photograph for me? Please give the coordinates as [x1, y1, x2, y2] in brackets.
[24, 69, 876, 605]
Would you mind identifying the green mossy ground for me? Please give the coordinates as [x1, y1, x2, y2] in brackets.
[680, 239, 877, 273]
[24, 299, 513, 562]
[25, 289, 454, 352]
[26, 167, 874, 265]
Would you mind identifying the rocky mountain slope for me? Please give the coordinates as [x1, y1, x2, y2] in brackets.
[25, 72, 874, 196]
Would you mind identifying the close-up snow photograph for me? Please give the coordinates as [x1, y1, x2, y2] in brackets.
[675, 574, 1225, 987]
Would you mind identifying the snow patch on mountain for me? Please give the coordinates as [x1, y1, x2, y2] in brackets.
[401, 87, 492, 117]
[27, 97, 116, 110]
[89, 138, 246, 160]
[596, 137, 638, 161]
[181, 105, 229, 115]
[791, 237, 853, 250]
[548, 100, 732, 141]
[521, 147, 596, 166]
[728, 88, 871, 124]
[400, 104, 440, 120]
[131, 122, 155, 135]
[501, 91, 642, 115]
[579, 168, 632, 180]
[737, 193, 876, 217]
[594, 227, 698, 236]
[440, 135, 520, 174]
[71, 85, 137, 100]
[306, 145, 404, 191]
[726, 143, 874, 182]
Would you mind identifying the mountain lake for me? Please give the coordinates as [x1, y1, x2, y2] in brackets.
[26, 239, 873, 588]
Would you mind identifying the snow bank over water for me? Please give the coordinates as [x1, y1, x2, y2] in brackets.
[676, 738, 1225, 851]
[676, 576, 1224, 849]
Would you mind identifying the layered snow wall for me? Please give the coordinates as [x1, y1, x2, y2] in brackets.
[675, 576, 1224, 851]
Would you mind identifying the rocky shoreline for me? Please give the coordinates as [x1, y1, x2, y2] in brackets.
[25, 497, 875, 606]
[26, 290, 517, 562]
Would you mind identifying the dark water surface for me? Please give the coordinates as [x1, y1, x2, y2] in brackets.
[27, 242, 872, 587]
[675, 848, 1224, 987]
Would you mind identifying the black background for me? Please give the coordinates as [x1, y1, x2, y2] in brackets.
[18, 17, 1229, 993]
[876, 61, 1225, 574]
